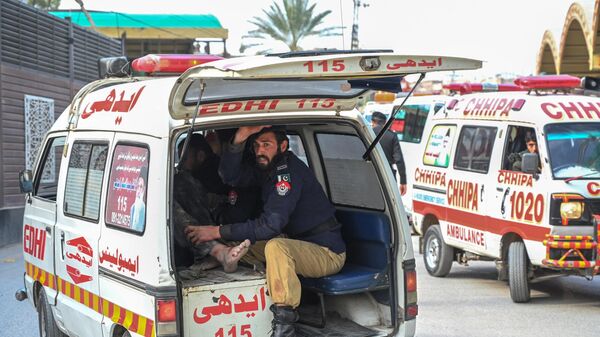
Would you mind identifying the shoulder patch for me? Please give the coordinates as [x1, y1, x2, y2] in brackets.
[276, 174, 292, 196]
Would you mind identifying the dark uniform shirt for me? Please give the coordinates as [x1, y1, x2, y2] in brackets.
[373, 125, 407, 184]
[218, 142, 346, 254]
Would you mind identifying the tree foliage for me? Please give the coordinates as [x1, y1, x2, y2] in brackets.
[241, 0, 341, 54]
[28, 0, 61, 10]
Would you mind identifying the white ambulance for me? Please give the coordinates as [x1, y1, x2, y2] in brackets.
[411, 75, 600, 303]
[15, 51, 482, 337]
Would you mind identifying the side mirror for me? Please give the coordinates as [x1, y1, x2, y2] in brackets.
[19, 170, 33, 194]
[522, 153, 539, 175]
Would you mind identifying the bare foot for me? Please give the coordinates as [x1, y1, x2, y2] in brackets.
[220, 240, 251, 273]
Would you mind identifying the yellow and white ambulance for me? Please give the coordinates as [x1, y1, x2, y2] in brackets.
[15, 51, 481, 337]
[412, 75, 600, 303]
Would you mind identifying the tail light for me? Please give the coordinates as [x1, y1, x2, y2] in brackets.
[156, 298, 177, 335]
[403, 259, 418, 320]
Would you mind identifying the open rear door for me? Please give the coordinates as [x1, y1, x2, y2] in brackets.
[169, 51, 482, 120]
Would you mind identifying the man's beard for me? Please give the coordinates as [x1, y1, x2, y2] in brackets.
[256, 150, 283, 171]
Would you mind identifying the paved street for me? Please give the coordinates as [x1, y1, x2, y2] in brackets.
[412, 236, 600, 337]
[2, 238, 600, 337]
[0, 243, 37, 337]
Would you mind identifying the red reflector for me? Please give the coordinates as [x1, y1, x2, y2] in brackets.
[157, 299, 177, 322]
[515, 75, 581, 90]
[131, 54, 224, 74]
[406, 270, 417, 293]
[511, 99, 526, 111]
[406, 304, 419, 318]
[446, 99, 459, 110]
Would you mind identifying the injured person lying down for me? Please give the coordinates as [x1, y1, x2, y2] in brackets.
[173, 133, 250, 272]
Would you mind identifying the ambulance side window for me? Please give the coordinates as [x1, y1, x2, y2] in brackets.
[502, 126, 536, 170]
[316, 133, 384, 210]
[422, 125, 456, 168]
[394, 104, 430, 143]
[454, 126, 497, 173]
[64, 142, 109, 221]
[34, 136, 66, 201]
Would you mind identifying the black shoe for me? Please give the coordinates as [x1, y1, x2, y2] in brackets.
[270, 305, 299, 337]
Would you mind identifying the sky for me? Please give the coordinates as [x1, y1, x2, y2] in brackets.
[57, 0, 575, 80]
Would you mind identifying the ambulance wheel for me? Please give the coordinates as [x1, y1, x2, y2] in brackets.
[37, 289, 66, 337]
[423, 225, 453, 277]
[508, 241, 531, 303]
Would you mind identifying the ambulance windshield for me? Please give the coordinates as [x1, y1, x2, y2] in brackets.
[545, 123, 600, 179]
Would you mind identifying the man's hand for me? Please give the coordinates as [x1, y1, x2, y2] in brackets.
[400, 184, 407, 196]
[233, 126, 270, 145]
[185, 225, 221, 244]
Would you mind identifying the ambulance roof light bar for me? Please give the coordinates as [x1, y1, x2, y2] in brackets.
[131, 54, 224, 74]
[514, 75, 581, 90]
[443, 82, 523, 95]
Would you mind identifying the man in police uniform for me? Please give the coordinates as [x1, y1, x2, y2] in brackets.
[185, 126, 346, 337]
[371, 111, 407, 195]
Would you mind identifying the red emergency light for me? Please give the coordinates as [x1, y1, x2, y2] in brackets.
[514, 75, 581, 90]
[131, 54, 224, 74]
[444, 82, 523, 94]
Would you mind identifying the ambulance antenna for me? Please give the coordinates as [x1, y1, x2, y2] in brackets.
[178, 80, 206, 170]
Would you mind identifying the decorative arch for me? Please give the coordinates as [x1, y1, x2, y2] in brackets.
[536, 0, 600, 76]
[536, 30, 559, 74]
[592, 0, 600, 69]
[559, 2, 593, 76]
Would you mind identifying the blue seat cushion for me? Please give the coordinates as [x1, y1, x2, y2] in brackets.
[301, 263, 388, 295]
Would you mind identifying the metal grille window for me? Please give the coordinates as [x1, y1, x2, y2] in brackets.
[64, 142, 108, 221]
[24, 95, 55, 174]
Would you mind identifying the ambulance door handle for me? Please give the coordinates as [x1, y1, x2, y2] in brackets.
[60, 232, 65, 259]
[496, 187, 504, 192]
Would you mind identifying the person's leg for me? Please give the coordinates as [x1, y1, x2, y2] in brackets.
[264, 238, 345, 337]
[210, 240, 251, 273]
[265, 238, 345, 307]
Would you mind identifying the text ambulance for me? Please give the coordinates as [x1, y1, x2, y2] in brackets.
[15, 52, 482, 337]
[411, 75, 600, 302]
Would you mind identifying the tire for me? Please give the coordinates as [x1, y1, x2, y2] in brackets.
[423, 225, 453, 277]
[37, 289, 66, 337]
[508, 241, 531, 303]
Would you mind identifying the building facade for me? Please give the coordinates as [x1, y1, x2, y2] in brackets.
[0, 0, 123, 247]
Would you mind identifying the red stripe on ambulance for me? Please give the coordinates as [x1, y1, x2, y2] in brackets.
[414, 200, 549, 241]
